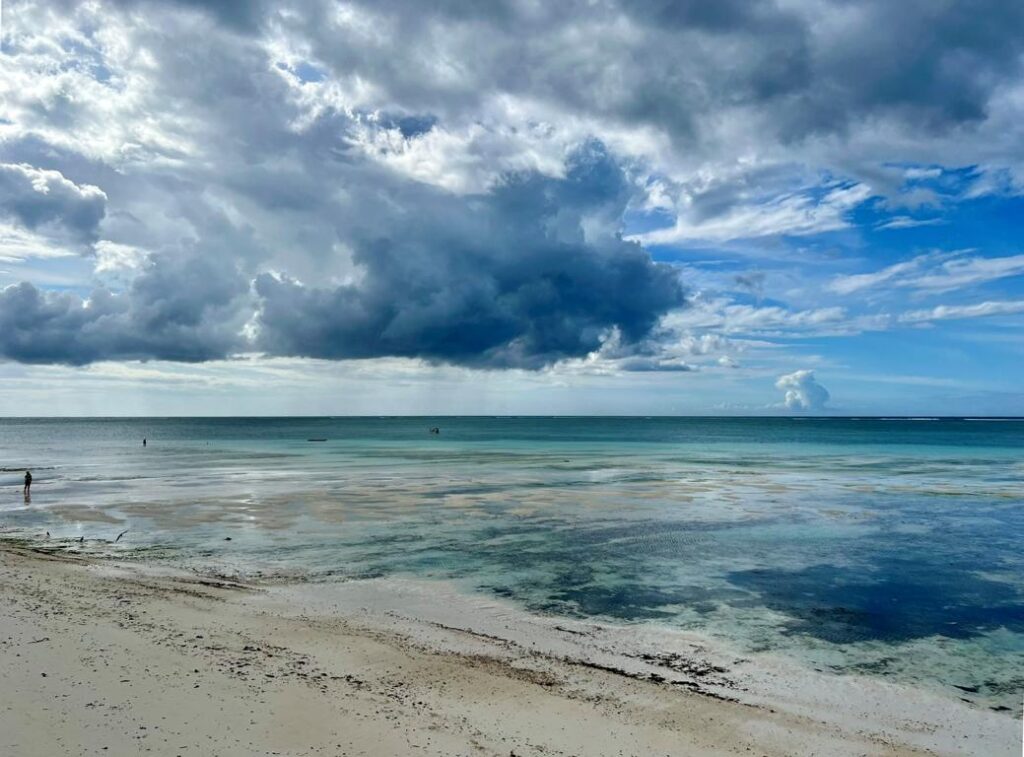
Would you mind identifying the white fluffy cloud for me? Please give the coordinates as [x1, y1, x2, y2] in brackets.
[776, 369, 830, 411]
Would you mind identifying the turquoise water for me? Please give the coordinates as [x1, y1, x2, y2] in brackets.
[1, 417, 1022, 711]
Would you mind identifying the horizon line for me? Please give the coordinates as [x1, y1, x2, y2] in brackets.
[1, 415, 1021, 421]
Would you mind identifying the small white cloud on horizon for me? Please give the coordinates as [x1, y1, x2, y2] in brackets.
[776, 369, 830, 412]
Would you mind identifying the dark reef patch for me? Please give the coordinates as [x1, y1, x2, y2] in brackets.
[726, 559, 1024, 643]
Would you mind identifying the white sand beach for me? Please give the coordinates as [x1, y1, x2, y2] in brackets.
[1, 544, 1018, 757]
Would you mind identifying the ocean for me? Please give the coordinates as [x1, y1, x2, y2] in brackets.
[2, 416, 1022, 712]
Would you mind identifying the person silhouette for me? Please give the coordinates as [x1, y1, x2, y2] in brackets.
[23, 470, 32, 500]
[143, 438, 147, 447]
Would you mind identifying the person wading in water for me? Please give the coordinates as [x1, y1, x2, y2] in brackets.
[23, 470, 32, 500]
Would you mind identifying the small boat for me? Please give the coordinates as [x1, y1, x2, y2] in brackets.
[307, 438, 328, 442]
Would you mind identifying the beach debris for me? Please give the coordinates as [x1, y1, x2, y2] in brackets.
[115, 530, 129, 543]
[224, 537, 232, 541]
[28, 637, 49, 644]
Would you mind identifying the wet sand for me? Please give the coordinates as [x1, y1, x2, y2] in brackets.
[0, 544, 1018, 756]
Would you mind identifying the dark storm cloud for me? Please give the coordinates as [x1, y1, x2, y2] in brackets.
[0, 248, 249, 364]
[0, 163, 106, 245]
[774, 0, 1024, 138]
[626, 0, 1024, 136]
[94, 0, 272, 31]
[284, 0, 1023, 144]
[255, 144, 685, 368]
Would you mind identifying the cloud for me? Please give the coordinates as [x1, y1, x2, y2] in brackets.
[286, 0, 1024, 158]
[776, 369, 830, 411]
[637, 183, 873, 244]
[912, 254, 1024, 293]
[828, 256, 932, 295]
[875, 216, 946, 230]
[829, 252, 1024, 295]
[668, 298, 855, 336]
[616, 357, 695, 373]
[0, 224, 80, 263]
[0, 6, 689, 369]
[904, 167, 943, 180]
[733, 271, 766, 299]
[94, 240, 149, 276]
[0, 163, 106, 247]
[254, 144, 686, 369]
[0, 0, 1022, 378]
[900, 300, 1024, 323]
[0, 247, 250, 364]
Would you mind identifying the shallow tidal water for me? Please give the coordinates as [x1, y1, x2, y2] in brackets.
[2, 416, 1022, 712]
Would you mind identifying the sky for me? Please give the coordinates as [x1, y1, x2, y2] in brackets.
[0, 0, 1022, 416]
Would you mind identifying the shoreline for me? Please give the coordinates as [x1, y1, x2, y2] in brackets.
[1, 544, 1019, 756]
